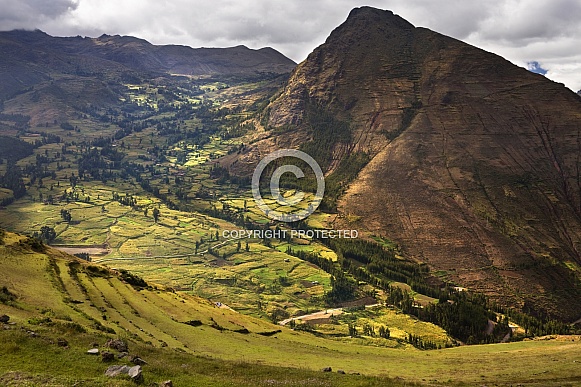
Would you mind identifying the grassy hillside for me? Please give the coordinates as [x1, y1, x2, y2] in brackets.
[1, 230, 581, 386]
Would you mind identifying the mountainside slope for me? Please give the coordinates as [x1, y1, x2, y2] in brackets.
[251, 7, 581, 320]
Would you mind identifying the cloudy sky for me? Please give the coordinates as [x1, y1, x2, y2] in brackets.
[1, 0, 580, 91]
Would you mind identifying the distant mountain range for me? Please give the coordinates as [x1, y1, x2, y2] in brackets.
[234, 6, 581, 320]
[0, 29, 295, 102]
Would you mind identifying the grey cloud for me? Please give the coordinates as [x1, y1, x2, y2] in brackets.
[475, 0, 581, 42]
[0, 0, 579, 89]
[0, 0, 78, 30]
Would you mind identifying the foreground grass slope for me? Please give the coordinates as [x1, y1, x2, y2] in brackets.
[1, 231, 581, 386]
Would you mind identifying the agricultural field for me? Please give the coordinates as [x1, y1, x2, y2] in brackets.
[0, 75, 372, 323]
[2, 71, 581, 387]
[1, 235, 581, 386]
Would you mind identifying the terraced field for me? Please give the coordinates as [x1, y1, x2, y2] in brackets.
[1, 234, 581, 386]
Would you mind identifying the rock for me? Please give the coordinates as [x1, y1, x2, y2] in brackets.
[87, 348, 99, 355]
[57, 338, 68, 347]
[322, 367, 332, 372]
[130, 355, 148, 365]
[117, 352, 128, 359]
[105, 365, 130, 377]
[0, 315, 10, 323]
[128, 365, 143, 382]
[28, 331, 37, 338]
[160, 381, 173, 387]
[337, 370, 346, 374]
[91, 342, 99, 348]
[105, 338, 128, 352]
[101, 351, 115, 362]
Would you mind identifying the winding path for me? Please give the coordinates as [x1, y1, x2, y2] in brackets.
[278, 304, 382, 326]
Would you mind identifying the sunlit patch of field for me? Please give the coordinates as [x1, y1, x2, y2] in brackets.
[110, 240, 332, 318]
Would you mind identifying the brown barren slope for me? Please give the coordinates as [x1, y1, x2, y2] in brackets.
[248, 7, 581, 320]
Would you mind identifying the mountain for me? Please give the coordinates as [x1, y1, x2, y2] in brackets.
[0, 29, 295, 101]
[241, 7, 581, 320]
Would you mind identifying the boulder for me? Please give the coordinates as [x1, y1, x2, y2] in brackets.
[337, 369, 346, 374]
[105, 338, 128, 352]
[87, 348, 99, 355]
[0, 315, 10, 323]
[105, 365, 130, 377]
[160, 381, 173, 387]
[130, 355, 148, 365]
[101, 351, 115, 362]
[57, 338, 68, 347]
[322, 367, 332, 372]
[128, 365, 143, 382]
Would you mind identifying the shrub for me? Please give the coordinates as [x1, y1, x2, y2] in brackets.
[0, 286, 17, 304]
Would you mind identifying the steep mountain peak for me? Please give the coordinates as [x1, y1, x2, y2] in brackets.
[322, 7, 414, 50]
[345, 6, 414, 30]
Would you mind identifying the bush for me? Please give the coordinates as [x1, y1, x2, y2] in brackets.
[86, 265, 109, 277]
[28, 316, 53, 325]
[0, 286, 17, 304]
[118, 269, 148, 289]
[55, 321, 87, 334]
[20, 237, 45, 252]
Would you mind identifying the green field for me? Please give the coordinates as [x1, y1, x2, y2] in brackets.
[1, 234, 581, 386]
[2, 74, 581, 386]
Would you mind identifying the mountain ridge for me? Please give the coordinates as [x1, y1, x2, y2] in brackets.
[0, 29, 296, 102]
[238, 6, 581, 320]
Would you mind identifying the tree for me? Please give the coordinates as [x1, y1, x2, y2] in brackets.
[378, 325, 390, 339]
[236, 240, 241, 252]
[245, 241, 250, 252]
[152, 208, 160, 223]
[0, 164, 26, 199]
[60, 209, 72, 223]
[363, 323, 375, 337]
[39, 226, 56, 243]
[325, 271, 356, 304]
[348, 324, 358, 337]
[268, 307, 290, 324]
